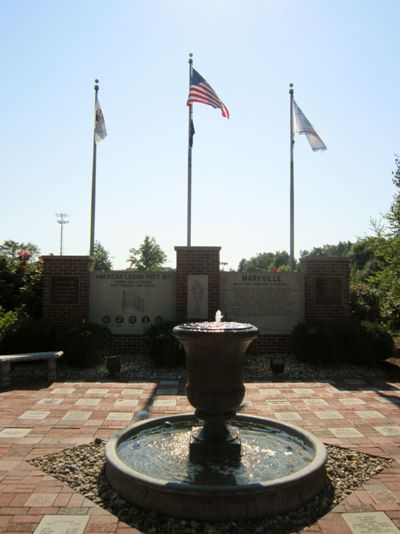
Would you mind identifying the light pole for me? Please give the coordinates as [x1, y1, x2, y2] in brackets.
[56, 213, 69, 255]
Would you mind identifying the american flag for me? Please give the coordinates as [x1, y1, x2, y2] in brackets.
[187, 69, 229, 119]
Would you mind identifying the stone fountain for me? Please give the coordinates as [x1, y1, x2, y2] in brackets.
[105, 312, 327, 521]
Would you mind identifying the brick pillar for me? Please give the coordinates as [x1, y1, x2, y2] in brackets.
[300, 257, 350, 321]
[175, 246, 221, 322]
[42, 256, 93, 324]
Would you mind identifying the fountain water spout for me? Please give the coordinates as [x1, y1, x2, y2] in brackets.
[215, 310, 223, 323]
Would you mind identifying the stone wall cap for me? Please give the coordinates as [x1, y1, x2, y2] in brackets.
[174, 246, 221, 251]
[41, 255, 93, 260]
[300, 256, 350, 262]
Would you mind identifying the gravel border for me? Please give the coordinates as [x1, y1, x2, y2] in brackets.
[29, 439, 392, 534]
[10, 352, 400, 384]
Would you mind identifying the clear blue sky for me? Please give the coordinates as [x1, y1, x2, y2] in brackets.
[1, 0, 399, 270]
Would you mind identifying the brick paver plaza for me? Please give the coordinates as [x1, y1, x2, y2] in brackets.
[0, 375, 399, 533]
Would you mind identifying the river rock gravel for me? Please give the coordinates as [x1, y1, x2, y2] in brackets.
[11, 352, 399, 384]
[29, 439, 391, 534]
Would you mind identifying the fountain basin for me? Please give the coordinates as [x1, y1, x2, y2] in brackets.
[105, 413, 327, 521]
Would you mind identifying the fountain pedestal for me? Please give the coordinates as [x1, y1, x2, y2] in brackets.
[172, 322, 258, 460]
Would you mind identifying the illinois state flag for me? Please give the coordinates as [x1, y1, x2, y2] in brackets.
[293, 100, 326, 151]
[94, 99, 107, 144]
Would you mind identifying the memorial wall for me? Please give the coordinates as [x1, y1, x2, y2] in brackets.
[89, 270, 305, 335]
[220, 272, 305, 335]
[89, 271, 176, 334]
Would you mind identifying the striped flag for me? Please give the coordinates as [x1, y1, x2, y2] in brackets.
[187, 69, 229, 119]
[94, 98, 107, 144]
[293, 100, 326, 151]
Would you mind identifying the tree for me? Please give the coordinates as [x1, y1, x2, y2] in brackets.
[238, 251, 291, 272]
[127, 236, 167, 271]
[370, 235, 400, 329]
[300, 241, 353, 259]
[0, 240, 40, 262]
[0, 240, 43, 317]
[93, 241, 112, 271]
[348, 237, 386, 282]
[385, 155, 400, 235]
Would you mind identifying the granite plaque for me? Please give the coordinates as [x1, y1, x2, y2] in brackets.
[342, 511, 399, 533]
[51, 276, 80, 305]
[220, 272, 304, 334]
[315, 277, 343, 305]
[187, 274, 208, 319]
[89, 271, 176, 334]
[34, 514, 89, 534]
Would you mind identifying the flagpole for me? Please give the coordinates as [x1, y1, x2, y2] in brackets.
[90, 79, 99, 257]
[289, 83, 295, 272]
[187, 53, 193, 247]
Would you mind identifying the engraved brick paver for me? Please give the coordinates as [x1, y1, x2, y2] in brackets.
[114, 399, 139, 407]
[37, 398, 64, 405]
[34, 514, 89, 533]
[152, 399, 176, 407]
[339, 397, 366, 405]
[61, 411, 92, 421]
[86, 388, 110, 395]
[329, 427, 364, 438]
[18, 411, 50, 420]
[0, 375, 398, 533]
[374, 426, 400, 436]
[106, 412, 133, 421]
[121, 388, 144, 395]
[356, 410, 386, 419]
[267, 399, 291, 406]
[342, 511, 399, 533]
[75, 399, 101, 406]
[274, 411, 303, 421]
[304, 398, 330, 406]
[316, 411, 344, 420]
[0, 428, 32, 438]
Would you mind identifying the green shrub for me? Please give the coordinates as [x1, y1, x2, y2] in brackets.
[0, 257, 43, 318]
[350, 282, 382, 322]
[57, 321, 113, 369]
[291, 320, 394, 366]
[360, 320, 395, 363]
[0, 315, 112, 369]
[0, 307, 24, 349]
[144, 319, 185, 367]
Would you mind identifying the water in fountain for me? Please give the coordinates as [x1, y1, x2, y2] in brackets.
[117, 418, 315, 485]
[181, 309, 253, 331]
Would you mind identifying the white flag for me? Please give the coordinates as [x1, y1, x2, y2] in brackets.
[94, 98, 107, 144]
[293, 100, 326, 151]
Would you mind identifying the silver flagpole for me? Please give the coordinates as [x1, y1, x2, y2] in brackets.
[187, 53, 193, 247]
[89, 79, 99, 256]
[289, 83, 295, 271]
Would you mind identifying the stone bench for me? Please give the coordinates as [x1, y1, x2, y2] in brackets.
[0, 351, 63, 388]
